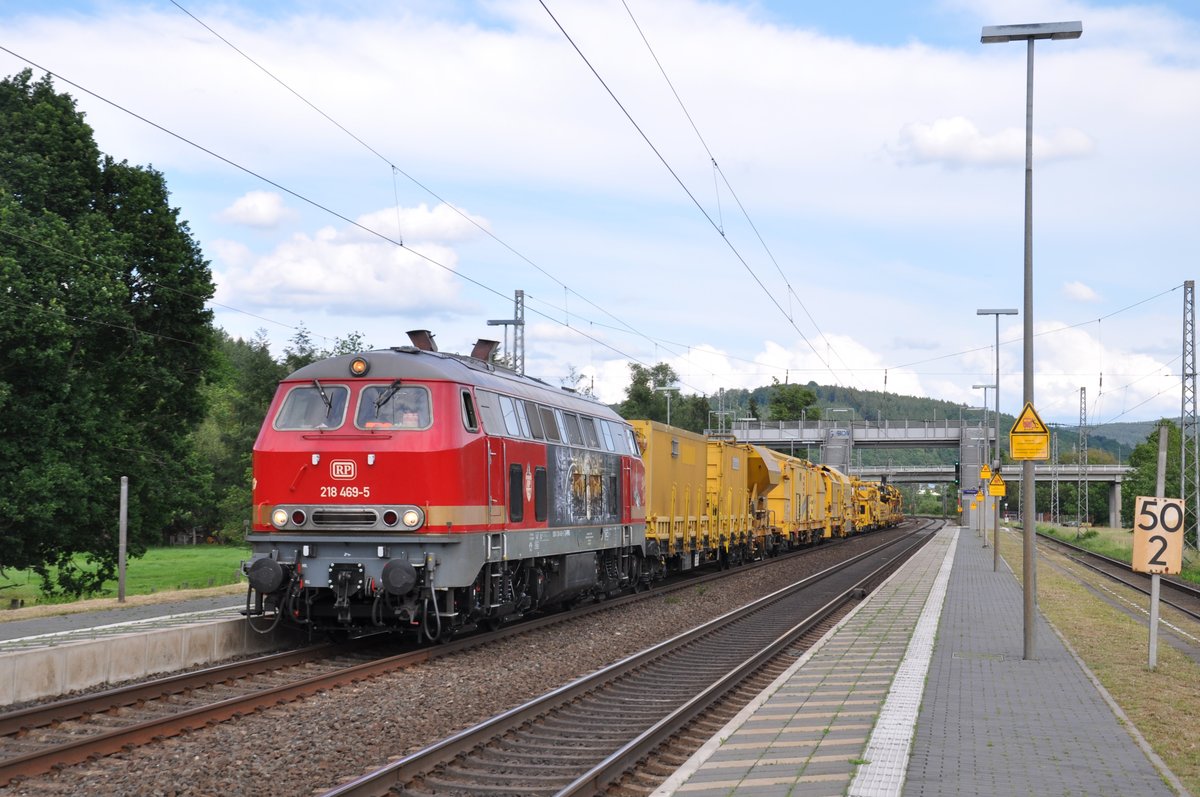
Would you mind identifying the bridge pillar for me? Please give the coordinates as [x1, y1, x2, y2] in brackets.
[1109, 481, 1122, 528]
[960, 432, 985, 533]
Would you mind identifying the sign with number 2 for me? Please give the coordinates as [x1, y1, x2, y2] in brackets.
[1132, 496, 1185, 575]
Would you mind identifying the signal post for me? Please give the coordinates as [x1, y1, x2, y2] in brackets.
[1009, 402, 1049, 657]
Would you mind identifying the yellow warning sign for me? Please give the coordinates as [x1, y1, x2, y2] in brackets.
[980, 464, 992, 481]
[988, 473, 1006, 497]
[1009, 402, 1050, 460]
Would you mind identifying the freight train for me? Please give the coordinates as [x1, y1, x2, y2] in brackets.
[242, 333, 901, 639]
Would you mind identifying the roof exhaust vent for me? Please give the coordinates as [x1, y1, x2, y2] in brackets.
[471, 339, 500, 361]
[407, 330, 437, 352]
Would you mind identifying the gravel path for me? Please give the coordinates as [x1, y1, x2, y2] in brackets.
[1, 529, 912, 797]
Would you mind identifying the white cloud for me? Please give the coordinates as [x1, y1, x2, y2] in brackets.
[892, 116, 1094, 168]
[1063, 281, 1101, 302]
[351, 203, 490, 245]
[210, 203, 484, 316]
[218, 191, 295, 228]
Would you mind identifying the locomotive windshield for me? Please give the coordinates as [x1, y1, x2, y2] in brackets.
[356, 384, 431, 429]
[274, 384, 350, 430]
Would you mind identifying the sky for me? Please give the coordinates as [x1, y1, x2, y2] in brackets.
[1, 0, 1198, 426]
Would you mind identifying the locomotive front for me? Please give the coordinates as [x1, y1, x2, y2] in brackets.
[242, 338, 648, 640]
[243, 347, 484, 637]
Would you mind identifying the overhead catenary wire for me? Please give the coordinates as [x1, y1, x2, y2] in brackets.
[886, 283, 1183, 373]
[539, 0, 843, 387]
[618, 0, 859, 385]
[166, 0, 689, 375]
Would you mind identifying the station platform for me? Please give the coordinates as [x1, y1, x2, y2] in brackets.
[652, 526, 1188, 797]
[0, 593, 295, 706]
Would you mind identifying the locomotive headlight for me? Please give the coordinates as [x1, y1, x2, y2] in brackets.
[271, 508, 288, 529]
[349, 356, 370, 376]
[402, 509, 422, 528]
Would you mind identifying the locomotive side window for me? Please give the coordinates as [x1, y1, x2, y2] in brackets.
[604, 421, 629, 454]
[524, 401, 545, 439]
[513, 400, 532, 438]
[562, 412, 585, 446]
[461, 390, 479, 432]
[534, 466, 548, 521]
[539, 406, 562, 442]
[599, 421, 616, 451]
[509, 464, 524, 522]
[498, 395, 522, 437]
[356, 384, 431, 429]
[474, 390, 505, 435]
[274, 384, 350, 430]
[580, 416, 600, 448]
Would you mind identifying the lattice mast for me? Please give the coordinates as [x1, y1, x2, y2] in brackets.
[1050, 428, 1060, 524]
[513, 289, 526, 376]
[1078, 387, 1088, 525]
[1182, 280, 1198, 547]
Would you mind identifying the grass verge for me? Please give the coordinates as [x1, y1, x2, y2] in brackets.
[0, 545, 250, 607]
[1001, 528, 1200, 794]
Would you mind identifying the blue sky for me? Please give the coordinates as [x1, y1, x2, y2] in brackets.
[2, 0, 1199, 425]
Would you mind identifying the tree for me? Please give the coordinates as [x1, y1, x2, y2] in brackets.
[617, 363, 678, 422]
[195, 330, 286, 537]
[561, 364, 595, 398]
[768, 378, 820, 421]
[283, 322, 319, 372]
[0, 70, 216, 594]
[1120, 421, 1182, 531]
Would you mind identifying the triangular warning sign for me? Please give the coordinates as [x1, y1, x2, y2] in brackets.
[989, 472, 1005, 488]
[1010, 402, 1048, 435]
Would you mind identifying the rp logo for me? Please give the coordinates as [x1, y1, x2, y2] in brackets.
[330, 460, 356, 480]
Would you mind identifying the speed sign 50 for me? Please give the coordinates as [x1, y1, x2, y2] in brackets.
[1132, 496, 1185, 575]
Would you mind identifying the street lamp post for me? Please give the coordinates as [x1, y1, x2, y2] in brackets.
[654, 385, 679, 427]
[981, 20, 1081, 660]
[978, 308, 1018, 569]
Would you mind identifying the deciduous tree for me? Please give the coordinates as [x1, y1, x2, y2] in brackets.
[0, 70, 215, 594]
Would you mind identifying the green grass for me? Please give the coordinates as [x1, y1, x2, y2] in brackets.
[0, 546, 250, 606]
[1038, 523, 1200, 585]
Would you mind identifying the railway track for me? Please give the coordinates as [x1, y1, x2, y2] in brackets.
[0, 526, 911, 787]
[321, 523, 938, 797]
[1037, 532, 1200, 620]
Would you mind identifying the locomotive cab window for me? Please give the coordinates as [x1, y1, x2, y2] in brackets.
[356, 384, 431, 429]
[274, 384, 350, 431]
[461, 390, 479, 432]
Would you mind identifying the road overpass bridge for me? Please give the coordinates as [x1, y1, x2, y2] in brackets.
[721, 419, 1129, 528]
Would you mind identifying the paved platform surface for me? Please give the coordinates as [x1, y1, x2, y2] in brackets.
[654, 526, 1187, 797]
[0, 594, 244, 646]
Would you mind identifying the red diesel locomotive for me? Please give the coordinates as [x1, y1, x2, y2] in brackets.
[243, 331, 647, 640]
